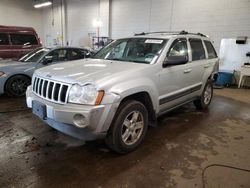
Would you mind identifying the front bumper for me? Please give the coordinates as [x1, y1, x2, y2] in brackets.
[26, 86, 119, 141]
[0, 77, 7, 95]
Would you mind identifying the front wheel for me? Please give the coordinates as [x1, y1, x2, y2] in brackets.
[5, 75, 31, 97]
[194, 80, 213, 110]
[105, 100, 148, 154]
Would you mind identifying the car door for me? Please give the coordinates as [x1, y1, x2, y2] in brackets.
[36, 49, 70, 69]
[185, 38, 208, 98]
[158, 38, 193, 112]
[203, 40, 219, 78]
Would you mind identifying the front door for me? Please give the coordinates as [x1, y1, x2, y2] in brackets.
[158, 38, 193, 112]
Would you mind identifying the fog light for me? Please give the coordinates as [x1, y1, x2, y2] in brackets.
[73, 114, 87, 128]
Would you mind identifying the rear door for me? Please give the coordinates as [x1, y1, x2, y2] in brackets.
[184, 38, 207, 98]
[203, 40, 219, 76]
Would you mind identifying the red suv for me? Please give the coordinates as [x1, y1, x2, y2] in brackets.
[0, 25, 42, 59]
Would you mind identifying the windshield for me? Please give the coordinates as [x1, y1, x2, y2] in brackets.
[19, 48, 50, 63]
[93, 38, 167, 64]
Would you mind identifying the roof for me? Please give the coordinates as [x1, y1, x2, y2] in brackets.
[0, 25, 36, 32]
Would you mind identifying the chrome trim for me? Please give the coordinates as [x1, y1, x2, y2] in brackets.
[32, 76, 71, 104]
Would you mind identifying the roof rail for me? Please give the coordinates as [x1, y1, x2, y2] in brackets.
[134, 31, 182, 36]
[180, 30, 208, 37]
[134, 30, 208, 37]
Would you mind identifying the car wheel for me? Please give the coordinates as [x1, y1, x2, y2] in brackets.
[194, 80, 213, 110]
[5, 75, 31, 97]
[105, 100, 148, 154]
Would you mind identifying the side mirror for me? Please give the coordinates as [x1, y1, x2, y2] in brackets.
[42, 56, 53, 65]
[85, 52, 91, 58]
[163, 55, 188, 68]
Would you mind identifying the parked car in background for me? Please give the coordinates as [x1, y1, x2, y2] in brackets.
[26, 31, 219, 153]
[0, 46, 93, 97]
[0, 25, 42, 59]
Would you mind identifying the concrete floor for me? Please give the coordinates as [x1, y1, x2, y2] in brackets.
[0, 88, 250, 188]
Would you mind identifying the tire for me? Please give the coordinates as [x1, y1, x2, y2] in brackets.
[194, 80, 213, 110]
[105, 100, 148, 154]
[5, 75, 31, 97]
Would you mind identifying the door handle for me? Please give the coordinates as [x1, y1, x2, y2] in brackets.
[184, 69, 192, 73]
[204, 64, 210, 68]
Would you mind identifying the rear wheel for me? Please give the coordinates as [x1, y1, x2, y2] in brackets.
[5, 75, 31, 97]
[105, 100, 148, 154]
[194, 80, 213, 110]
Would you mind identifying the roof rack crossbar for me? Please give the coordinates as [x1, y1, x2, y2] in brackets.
[180, 31, 208, 37]
[134, 30, 208, 38]
[134, 31, 182, 36]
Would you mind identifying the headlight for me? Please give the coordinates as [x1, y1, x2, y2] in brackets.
[68, 84, 104, 105]
[0, 71, 7, 77]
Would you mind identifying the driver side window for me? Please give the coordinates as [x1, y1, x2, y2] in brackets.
[168, 39, 188, 57]
[47, 49, 68, 62]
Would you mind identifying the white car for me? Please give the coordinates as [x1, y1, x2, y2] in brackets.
[26, 31, 219, 153]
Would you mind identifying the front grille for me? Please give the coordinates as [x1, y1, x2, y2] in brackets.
[32, 76, 70, 104]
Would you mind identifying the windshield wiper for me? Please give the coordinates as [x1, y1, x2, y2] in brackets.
[106, 58, 127, 62]
[128, 60, 147, 64]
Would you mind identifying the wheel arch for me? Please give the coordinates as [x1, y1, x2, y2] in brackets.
[4, 74, 31, 92]
[118, 91, 157, 126]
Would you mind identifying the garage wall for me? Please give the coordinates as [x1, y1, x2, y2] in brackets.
[67, 0, 110, 47]
[67, 0, 99, 47]
[110, 0, 152, 38]
[41, 0, 67, 46]
[111, 0, 250, 51]
[0, 0, 43, 41]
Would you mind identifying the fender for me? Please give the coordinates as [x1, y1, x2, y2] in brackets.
[106, 77, 160, 113]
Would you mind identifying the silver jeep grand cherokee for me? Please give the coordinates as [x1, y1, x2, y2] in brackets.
[26, 31, 219, 153]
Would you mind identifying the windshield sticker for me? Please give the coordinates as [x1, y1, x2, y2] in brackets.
[145, 39, 163, 44]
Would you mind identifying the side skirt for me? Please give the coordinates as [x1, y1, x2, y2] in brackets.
[157, 97, 199, 118]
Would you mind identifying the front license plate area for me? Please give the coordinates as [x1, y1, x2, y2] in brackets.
[32, 101, 47, 120]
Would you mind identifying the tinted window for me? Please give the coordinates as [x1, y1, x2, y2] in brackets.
[10, 34, 38, 45]
[168, 39, 188, 57]
[0, 33, 9, 45]
[47, 49, 69, 62]
[189, 39, 206, 61]
[69, 49, 85, 60]
[204, 41, 217, 59]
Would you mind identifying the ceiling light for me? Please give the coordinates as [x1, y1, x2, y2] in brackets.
[93, 19, 102, 27]
[34, 1, 52, 8]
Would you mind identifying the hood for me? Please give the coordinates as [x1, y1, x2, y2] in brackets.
[35, 59, 148, 84]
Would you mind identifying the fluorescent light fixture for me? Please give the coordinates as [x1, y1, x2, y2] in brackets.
[34, 1, 52, 8]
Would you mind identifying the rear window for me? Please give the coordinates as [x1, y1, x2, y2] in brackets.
[10, 34, 38, 45]
[189, 39, 206, 61]
[0, 33, 9, 45]
[204, 40, 217, 59]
